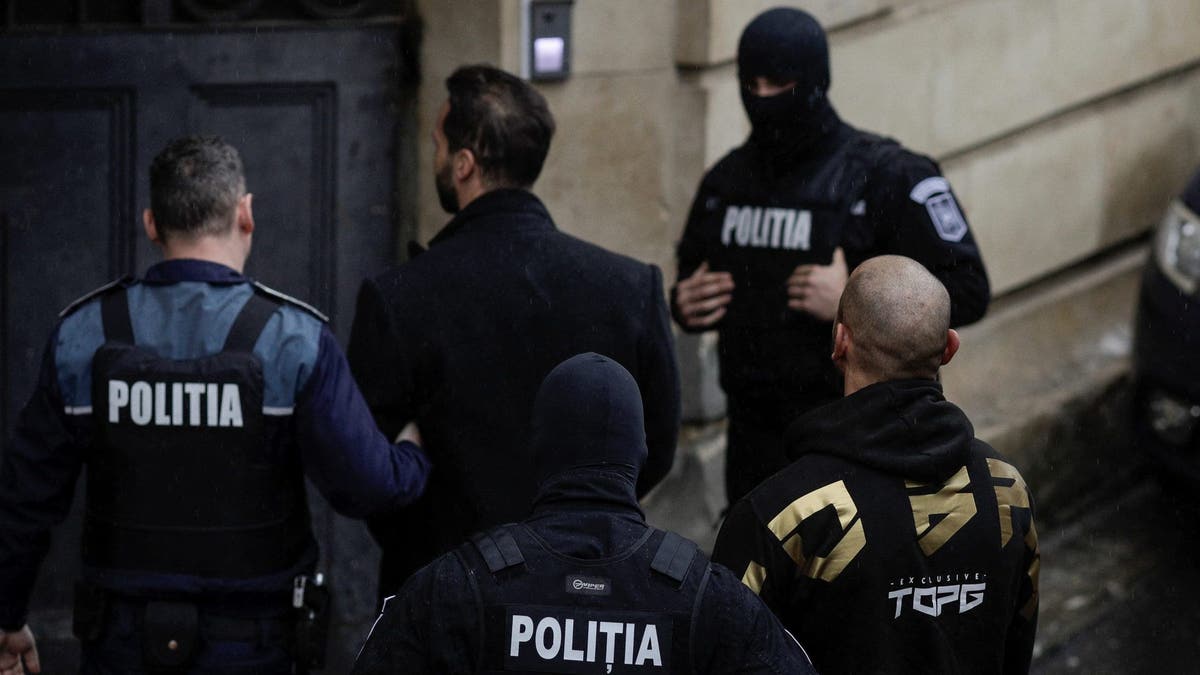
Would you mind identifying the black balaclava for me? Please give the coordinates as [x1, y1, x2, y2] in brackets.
[738, 7, 839, 160]
[530, 353, 647, 491]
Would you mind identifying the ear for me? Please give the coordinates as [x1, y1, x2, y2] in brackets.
[236, 193, 255, 235]
[142, 208, 161, 245]
[831, 321, 850, 372]
[941, 328, 960, 366]
[453, 148, 477, 183]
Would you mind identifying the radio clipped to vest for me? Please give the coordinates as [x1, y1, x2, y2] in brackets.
[83, 287, 310, 579]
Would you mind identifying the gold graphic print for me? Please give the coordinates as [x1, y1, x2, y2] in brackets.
[987, 458, 1032, 548]
[766, 480, 865, 582]
[906, 466, 977, 556]
[740, 561, 767, 595]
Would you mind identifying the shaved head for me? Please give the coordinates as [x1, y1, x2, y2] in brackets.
[836, 255, 953, 382]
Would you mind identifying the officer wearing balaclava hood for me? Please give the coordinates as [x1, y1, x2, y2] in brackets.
[352, 353, 816, 674]
[671, 7, 992, 505]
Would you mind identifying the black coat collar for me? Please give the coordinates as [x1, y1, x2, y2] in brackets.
[429, 188, 555, 247]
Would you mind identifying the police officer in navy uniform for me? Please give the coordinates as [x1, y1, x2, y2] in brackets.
[0, 136, 432, 674]
[352, 353, 814, 674]
[672, 7, 991, 505]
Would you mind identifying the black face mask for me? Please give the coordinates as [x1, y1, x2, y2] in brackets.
[737, 7, 839, 160]
[741, 83, 837, 158]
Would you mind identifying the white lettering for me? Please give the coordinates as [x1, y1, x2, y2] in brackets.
[562, 619, 584, 662]
[624, 623, 635, 664]
[206, 383, 219, 426]
[154, 382, 170, 425]
[130, 382, 152, 425]
[888, 587, 913, 619]
[185, 383, 205, 426]
[599, 621, 623, 665]
[721, 205, 814, 251]
[586, 620, 597, 662]
[751, 207, 768, 246]
[108, 380, 129, 423]
[104, 380, 245, 428]
[218, 383, 243, 427]
[735, 207, 753, 246]
[787, 210, 812, 250]
[635, 625, 663, 666]
[913, 586, 939, 617]
[510, 615, 534, 656]
[768, 209, 784, 249]
[935, 585, 959, 616]
[171, 383, 183, 425]
[960, 583, 986, 612]
[721, 207, 738, 245]
[536, 617, 561, 660]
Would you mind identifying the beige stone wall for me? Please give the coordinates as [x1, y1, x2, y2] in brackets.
[415, 0, 1200, 294]
[410, 0, 1200, 543]
[683, 0, 1200, 293]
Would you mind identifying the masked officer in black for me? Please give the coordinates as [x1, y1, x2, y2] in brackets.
[352, 353, 815, 674]
[672, 7, 991, 505]
[0, 136, 431, 673]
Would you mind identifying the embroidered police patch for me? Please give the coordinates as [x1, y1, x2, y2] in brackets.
[909, 176, 967, 242]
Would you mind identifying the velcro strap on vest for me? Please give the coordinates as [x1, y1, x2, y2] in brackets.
[223, 292, 282, 353]
[472, 527, 525, 575]
[650, 531, 697, 586]
[101, 288, 135, 344]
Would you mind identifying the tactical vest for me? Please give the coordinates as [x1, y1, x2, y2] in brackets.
[81, 287, 310, 579]
[705, 131, 890, 394]
[461, 525, 710, 674]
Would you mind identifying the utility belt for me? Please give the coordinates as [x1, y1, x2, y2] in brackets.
[73, 574, 331, 672]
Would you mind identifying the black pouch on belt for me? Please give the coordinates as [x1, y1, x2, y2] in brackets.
[143, 601, 199, 670]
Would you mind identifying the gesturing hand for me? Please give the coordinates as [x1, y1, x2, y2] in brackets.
[674, 262, 735, 329]
[786, 247, 848, 322]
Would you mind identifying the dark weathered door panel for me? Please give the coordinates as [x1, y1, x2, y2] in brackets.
[1, 26, 406, 670]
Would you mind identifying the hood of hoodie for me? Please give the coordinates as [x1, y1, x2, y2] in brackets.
[783, 379, 974, 484]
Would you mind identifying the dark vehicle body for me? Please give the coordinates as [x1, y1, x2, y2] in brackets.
[1133, 168, 1200, 484]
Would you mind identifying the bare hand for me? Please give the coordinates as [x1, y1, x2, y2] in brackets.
[396, 420, 422, 447]
[674, 262, 735, 329]
[0, 625, 40, 675]
[787, 247, 848, 322]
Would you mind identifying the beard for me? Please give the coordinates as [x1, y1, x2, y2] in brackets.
[435, 160, 459, 214]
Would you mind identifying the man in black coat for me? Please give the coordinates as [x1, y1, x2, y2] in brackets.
[672, 7, 991, 505]
[352, 353, 814, 674]
[348, 65, 681, 596]
[712, 256, 1038, 674]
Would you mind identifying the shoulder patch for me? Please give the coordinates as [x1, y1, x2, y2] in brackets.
[58, 275, 135, 318]
[909, 176, 967, 242]
[251, 281, 329, 322]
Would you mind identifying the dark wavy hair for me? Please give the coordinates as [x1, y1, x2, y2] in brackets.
[443, 65, 556, 189]
[149, 136, 244, 240]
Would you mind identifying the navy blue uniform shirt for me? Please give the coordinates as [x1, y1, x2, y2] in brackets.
[0, 259, 431, 630]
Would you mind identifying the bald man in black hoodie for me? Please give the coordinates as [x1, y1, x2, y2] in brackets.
[352, 353, 814, 674]
[712, 256, 1038, 675]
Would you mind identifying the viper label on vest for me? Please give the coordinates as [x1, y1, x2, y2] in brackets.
[107, 379, 244, 427]
[504, 606, 672, 673]
[721, 206, 812, 251]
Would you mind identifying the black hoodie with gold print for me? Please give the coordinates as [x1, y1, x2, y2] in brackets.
[712, 379, 1039, 675]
